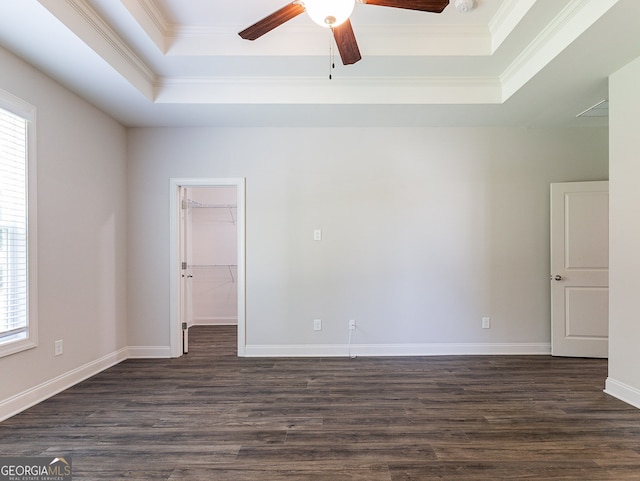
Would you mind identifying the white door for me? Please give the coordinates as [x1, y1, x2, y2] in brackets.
[550, 181, 609, 357]
[179, 187, 194, 353]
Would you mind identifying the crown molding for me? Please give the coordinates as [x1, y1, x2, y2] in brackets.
[488, 0, 537, 53]
[501, 0, 620, 100]
[38, 0, 157, 99]
[121, 0, 171, 53]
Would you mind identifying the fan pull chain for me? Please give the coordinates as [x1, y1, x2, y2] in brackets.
[329, 29, 335, 80]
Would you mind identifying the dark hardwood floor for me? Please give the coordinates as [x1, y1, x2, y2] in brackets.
[2, 326, 640, 480]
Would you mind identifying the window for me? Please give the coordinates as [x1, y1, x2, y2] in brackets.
[0, 89, 36, 357]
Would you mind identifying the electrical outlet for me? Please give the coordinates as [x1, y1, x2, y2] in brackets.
[482, 317, 491, 329]
[349, 319, 356, 330]
[54, 339, 63, 356]
[313, 319, 322, 331]
[313, 229, 322, 241]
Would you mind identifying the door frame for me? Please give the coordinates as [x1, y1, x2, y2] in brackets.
[169, 177, 246, 358]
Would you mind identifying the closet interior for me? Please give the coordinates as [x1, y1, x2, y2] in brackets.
[186, 186, 238, 326]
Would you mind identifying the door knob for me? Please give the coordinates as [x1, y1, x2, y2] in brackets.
[554, 275, 563, 281]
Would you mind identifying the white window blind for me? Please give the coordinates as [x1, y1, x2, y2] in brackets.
[0, 106, 28, 345]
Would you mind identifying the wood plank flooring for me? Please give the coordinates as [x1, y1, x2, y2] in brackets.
[2, 326, 640, 480]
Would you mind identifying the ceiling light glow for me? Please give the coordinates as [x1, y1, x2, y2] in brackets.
[304, 0, 356, 27]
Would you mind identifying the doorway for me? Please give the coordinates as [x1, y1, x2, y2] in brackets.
[169, 178, 246, 358]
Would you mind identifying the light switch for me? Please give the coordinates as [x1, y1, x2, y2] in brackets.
[313, 229, 322, 241]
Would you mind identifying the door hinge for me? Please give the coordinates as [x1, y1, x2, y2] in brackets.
[182, 261, 187, 270]
[182, 322, 188, 330]
[181, 199, 188, 210]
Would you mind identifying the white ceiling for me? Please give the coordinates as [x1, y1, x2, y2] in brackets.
[0, 0, 639, 128]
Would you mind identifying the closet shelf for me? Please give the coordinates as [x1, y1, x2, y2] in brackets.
[187, 199, 237, 224]
[189, 264, 237, 268]
[188, 202, 237, 209]
[189, 264, 237, 283]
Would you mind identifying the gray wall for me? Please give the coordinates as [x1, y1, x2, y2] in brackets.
[607, 54, 640, 408]
[0, 46, 128, 415]
[127, 126, 608, 355]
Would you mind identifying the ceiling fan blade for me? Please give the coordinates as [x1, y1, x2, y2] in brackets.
[332, 19, 362, 65]
[239, 3, 305, 40]
[360, 0, 449, 13]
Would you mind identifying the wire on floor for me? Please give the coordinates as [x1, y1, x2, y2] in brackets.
[347, 327, 357, 359]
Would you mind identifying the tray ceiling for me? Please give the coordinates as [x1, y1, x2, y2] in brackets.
[0, 0, 639, 127]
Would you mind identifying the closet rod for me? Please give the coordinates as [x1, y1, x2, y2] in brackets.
[189, 264, 237, 283]
[187, 199, 236, 209]
[189, 264, 238, 268]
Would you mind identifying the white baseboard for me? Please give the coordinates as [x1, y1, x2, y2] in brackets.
[127, 346, 172, 358]
[191, 318, 237, 326]
[244, 342, 551, 358]
[604, 377, 640, 409]
[0, 347, 128, 422]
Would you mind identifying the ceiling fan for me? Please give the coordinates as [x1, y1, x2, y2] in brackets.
[238, 0, 450, 65]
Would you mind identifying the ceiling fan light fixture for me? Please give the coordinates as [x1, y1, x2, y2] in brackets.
[304, 0, 356, 28]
